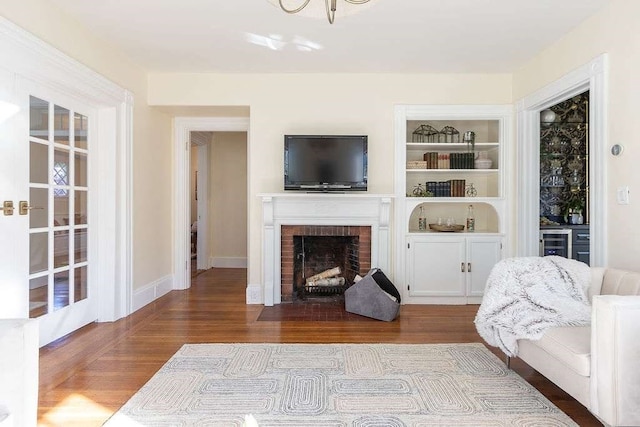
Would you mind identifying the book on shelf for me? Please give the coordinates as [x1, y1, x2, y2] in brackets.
[422, 152, 475, 169]
[425, 179, 466, 197]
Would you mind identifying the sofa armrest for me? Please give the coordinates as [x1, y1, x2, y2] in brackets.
[590, 295, 640, 427]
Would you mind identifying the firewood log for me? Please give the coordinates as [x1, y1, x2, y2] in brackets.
[306, 266, 341, 283]
[306, 277, 346, 288]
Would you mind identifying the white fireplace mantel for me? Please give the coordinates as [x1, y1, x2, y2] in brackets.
[255, 193, 393, 306]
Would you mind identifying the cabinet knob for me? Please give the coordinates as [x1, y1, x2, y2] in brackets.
[461, 262, 465, 273]
[468, 262, 472, 272]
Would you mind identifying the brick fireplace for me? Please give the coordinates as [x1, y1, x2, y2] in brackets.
[280, 225, 372, 301]
[255, 194, 392, 306]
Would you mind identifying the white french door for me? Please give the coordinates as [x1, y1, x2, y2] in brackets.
[0, 72, 98, 346]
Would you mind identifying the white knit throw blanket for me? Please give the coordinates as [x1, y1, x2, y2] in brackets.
[474, 256, 592, 357]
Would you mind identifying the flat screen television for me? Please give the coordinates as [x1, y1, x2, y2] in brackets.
[284, 135, 368, 191]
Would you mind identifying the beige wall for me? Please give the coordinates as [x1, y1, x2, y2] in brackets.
[513, 0, 640, 270]
[210, 132, 248, 261]
[133, 106, 172, 288]
[0, 0, 174, 290]
[148, 73, 513, 285]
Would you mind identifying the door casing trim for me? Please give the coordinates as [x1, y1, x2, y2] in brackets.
[515, 54, 608, 266]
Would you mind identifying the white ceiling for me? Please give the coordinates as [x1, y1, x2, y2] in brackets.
[47, 0, 609, 73]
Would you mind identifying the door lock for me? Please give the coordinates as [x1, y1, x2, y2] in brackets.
[1, 201, 14, 216]
[19, 201, 44, 215]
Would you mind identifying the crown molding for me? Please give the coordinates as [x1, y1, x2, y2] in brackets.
[0, 15, 129, 105]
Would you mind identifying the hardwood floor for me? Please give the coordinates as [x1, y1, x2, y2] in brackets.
[37, 268, 601, 426]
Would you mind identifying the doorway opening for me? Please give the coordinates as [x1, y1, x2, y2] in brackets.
[188, 130, 248, 279]
[539, 91, 590, 265]
[174, 116, 250, 290]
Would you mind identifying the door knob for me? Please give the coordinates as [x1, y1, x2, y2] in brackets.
[19, 201, 44, 215]
[1, 201, 14, 216]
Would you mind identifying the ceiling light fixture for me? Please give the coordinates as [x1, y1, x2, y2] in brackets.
[274, 0, 372, 24]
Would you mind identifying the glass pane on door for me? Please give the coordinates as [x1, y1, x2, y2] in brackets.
[54, 105, 70, 145]
[54, 230, 70, 268]
[74, 229, 87, 263]
[29, 187, 48, 229]
[30, 142, 48, 183]
[74, 266, 88, 303]
[29, 96, 48, 140]
[75, 152, 88, 187]
[74, 112, 87, 149]
[29, 96, 90, 318]
[29, 275, 48, 318]
[54, 188, 70, 226]
[75, 190, 87, 225]
[29, 232, 48, 274]
[53, 271, 70, 311]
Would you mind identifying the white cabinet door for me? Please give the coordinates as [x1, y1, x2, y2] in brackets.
[467, 237, 502, 297]
[407, 236, 465, 297]
[406, 235, 502, 302]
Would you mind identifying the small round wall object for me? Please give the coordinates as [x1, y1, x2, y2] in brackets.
[611, 144, 624, 156]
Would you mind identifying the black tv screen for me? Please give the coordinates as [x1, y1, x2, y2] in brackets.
[284, 135, 368, 191]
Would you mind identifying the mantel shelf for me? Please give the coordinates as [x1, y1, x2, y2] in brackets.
[259, 193, 395, 199]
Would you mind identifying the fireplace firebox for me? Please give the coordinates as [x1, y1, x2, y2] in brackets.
[281, 225, 371, 302]
[293, 235, 359, 299]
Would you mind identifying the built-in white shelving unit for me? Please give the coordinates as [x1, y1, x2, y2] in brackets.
[394, 105, 512, 304]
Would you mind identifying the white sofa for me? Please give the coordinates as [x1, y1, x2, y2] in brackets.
[516, 268, 640, 427]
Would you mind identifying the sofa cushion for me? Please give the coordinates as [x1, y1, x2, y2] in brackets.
[533, 326, 591, 377]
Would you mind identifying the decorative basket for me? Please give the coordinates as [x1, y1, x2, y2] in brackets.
[407, 161, 427, 169]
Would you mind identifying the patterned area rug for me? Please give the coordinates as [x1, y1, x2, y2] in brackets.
[105, 343, 577, 426]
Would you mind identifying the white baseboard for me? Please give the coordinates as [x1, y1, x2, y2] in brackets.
[210, 257, 247, 269]
[246, 283, 263, 304]
[132, 275, 174, 312]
